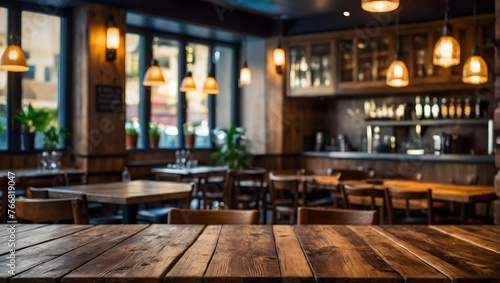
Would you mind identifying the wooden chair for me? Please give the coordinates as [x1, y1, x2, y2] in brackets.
[383, 171, 422, 181]
[385, 187, 434, 225]
[332, 169, 372, 208]
[224, 168, 266, 210]
[297, 207, 379, 225]
[201, 171, 227, 209]
[268, 171, 304, 224]
[16, 197, 89, 224]
[342, 185, 386, 223]
[167, 208, 260, 224]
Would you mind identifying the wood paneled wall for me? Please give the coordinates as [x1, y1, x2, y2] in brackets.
[494, 0, 500, 223]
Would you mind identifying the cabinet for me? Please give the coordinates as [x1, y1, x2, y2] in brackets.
[365, 119, 493, 155]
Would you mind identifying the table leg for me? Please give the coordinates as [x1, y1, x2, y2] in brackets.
[122, 205, 139, 224]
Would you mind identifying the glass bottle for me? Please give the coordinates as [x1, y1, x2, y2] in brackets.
[448, 98, 456, 119]
[464, 98, 472, 119]
[122, 166, 131, 183]
[441, 98, 448, 119]
[431, 97, 440, 119]
[415, 96, 423, 120]
[455, 99, 463, 119]
[423, 96, 431, 119]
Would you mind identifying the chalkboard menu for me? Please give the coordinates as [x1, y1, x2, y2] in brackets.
[95, 85, 124, 112]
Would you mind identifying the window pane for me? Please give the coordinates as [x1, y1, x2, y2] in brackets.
[186, 42, 210, 148]
[125, 33, 142, 147]
[21, 11, 61, 150]
[152, 37, 179, 149]
[0, 7, 7, 150]
[215, 45, 233, 130]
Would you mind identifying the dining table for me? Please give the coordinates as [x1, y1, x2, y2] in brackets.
[45, 180, 193, 224]
[0, 224, 498, 282]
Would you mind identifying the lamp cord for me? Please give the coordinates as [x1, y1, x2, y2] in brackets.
[472, 0, 477, 52]
[395, 13, 400, 60]
[443, 0, 449, 35]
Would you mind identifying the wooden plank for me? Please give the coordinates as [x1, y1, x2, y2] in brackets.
[164, 225, 221, 283]
[371, 226, 500, 282]
[294, 225, 402, 283]
[204, 225, 281, 283]
[12, 225, 147, 283]
[273, 225, 314, 283]
[430, 225, 500, 254]
[349, 226, 448, 283]
[62, 225, 204, 283]
[0, 224, 47, 237]
[0, 225, 91, 255]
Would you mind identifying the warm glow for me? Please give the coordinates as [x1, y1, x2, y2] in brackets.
[180, 72, 197, 92]
[273, 47, 285, 67]
[143, 63, 166, 86]
[106, 26, 120, 49]
[0, 44, 29, 72]
[203, 76, 219, 94]
[239, 65, 251, 86]
[361, 0, 399, 12]
[462, 55, 488, 84]
[343, 11, 350, 17]
[433, 35, 460, 68]
[386, 60, 409, 87]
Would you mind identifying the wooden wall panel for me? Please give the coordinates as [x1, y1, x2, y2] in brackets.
[265, 37, 284, 154]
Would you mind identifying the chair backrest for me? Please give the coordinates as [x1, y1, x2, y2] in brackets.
[384, 187, 434, 225]
[333, 169, 371, 181]
[224, 168, 266, 209]
[342, 185, 377, 210]
[26, 187, 50, 198]
[16, 197, 89, 224]
[451, 174, 478, 185]
[384, 171, 422, 181]
[268, 171, 304, 223]
[297, 207, 379, 225]
[167, 208, 260, 224]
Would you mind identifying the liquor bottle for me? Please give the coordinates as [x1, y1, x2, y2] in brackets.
[455, 99, 463, 119]
[464, 98, 472, 119]
[415, 96, 423, 120]
[122, 166, 131, 183]
[441, 98, 448, 119]
[448, 98, 456, 119]
[431, 97, 440, 119]
[423, 96, 431, 119]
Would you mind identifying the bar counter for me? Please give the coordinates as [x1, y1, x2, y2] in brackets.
[1, 224, 498, 282]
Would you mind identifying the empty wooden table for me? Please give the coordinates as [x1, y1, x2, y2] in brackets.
[46, 180, 193, 224]
[0, 224, 498, 282]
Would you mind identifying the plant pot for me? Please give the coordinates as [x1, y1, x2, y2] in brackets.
[22, 132, 36, 151]
[126, 134, 138, 149]
[184, 134, 195, 149]
[150, 135, 160, 149]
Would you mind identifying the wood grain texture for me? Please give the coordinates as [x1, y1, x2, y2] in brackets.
[0, 224, 47, 237]
[294, 225, 401, 283]
[165, 225, 222, 283]
[273, 225, 314, 283]
[349, 226, 447, 283]
[371, 225, 500, 282]
[204, 225, 281, 283]
[62, 225, 204, 283]
[429, 225, 500, 254]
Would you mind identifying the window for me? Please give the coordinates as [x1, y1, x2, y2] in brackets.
[215, 45, 234, 130]
[125, 33, 142, 146]
[0, 7, 7, 150]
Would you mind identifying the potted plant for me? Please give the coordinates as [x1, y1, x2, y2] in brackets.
[149, 122, 161, 149]
[183, 122, 199, 149]
[125, 120, 139, 149]
[14, 104, 55, 151]
[210, 125, 252, 169]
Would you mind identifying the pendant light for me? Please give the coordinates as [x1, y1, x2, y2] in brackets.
[433, 0, 460, 68]
[462, 0, 488, 84]
[239, 39, 251, 87]
[361, 0, 399, 13]
[180, 71, 196, 92]
[0, 34, 29, 72]
[143, 38, 166, 86]
[386, 13, 409, 87]
[203, 50, 219, 94]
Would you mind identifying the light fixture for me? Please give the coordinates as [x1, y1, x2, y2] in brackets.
[239, 39, 251, 87]
[433, 0, 460, 68]
[343, 11, 351, 17]
[462, 0, 488, 84]
[203, 63, 219, 94]
[386, 13, 409, 87]
[180, 71, 197, 92]
[106, 16, 120, 61]
[273, 37, 285, 75]
[0, 34, 29, 72]
[143, 38, 166, 86]
[361, 0, 399, 13]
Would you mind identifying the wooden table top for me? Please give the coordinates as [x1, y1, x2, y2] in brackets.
[1, 224, 498, 282]
[46, 180, 193, 205]
[343, 179, 497, 203]
[0, 168, 84, 178]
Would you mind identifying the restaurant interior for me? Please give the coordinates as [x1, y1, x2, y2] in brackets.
[0, 0, 498, 281]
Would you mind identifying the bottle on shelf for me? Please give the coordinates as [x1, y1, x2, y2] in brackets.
[122, 166, 131, 183]
[455, 99, 463, 119]
[441, 98, 448, 119]
[448, 98, 456, 119]
[423, 96, 431, 119]
[415, 96, 423, 120]
[464, 98, 472, 119]
[431, 97, 440, 119]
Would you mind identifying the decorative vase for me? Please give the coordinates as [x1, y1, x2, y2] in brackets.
[126, 134, 138, 149]
[22, 132, 36, 151]
[150, 135, 160, 149]
[184, 134, 195, 149]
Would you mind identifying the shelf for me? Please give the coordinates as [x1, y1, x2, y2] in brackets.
[365, 118, 492, 127]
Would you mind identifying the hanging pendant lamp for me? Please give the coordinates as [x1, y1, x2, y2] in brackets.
[180, 71, 197, 92]
[433, 0, 460, 68]
[239, 39, 251, 86]
[361, 0, 399, 13]
[203, 63, 219, 94]
[462, 0, 488, 84]
[0, 34, 29, 72]
[386, 13, 409, 87]
[143, 38, 166, 86]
